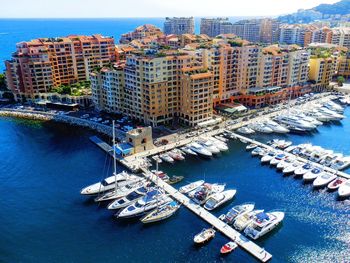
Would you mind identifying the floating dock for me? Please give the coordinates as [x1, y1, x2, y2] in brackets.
[142, 168, 272, 262]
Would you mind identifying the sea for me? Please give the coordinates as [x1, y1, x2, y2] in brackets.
[0, 19, 350, 263]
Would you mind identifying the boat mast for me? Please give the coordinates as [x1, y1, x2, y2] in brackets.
[112, 120, 117, 192]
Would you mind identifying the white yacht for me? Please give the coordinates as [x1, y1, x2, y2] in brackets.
[302, 167, 323, 181]
[117, 189, 172, 218]
[191, 183, 226, 205]
[244, 211, 285, 240]
[317, 107, 344, 121]
[338, 180, 350, 198]
[198, 139, 220, 154]
[159, 153, 174, 163]
[204, 190, 237, 210]
[276, 156, 295, 170]
[251, 147, 265, 157]
[168, 150, 185, 161]
[313, 173, 337, 188]
[282, 161, 303, 175]
[207, 137, 229, 152]
[305, 110, 331, 122]
[180, 146, 198, 156]
[179, 180, 205, 194]
[214, 135, 228, 143]
[236, 126, 255, 135]
[274, 115, 316, 131]
[294, 163, 313, 176]
[94, 179, 147, 202]
[188, 142, 212, 157]
[248, 123, 273, 134]
[323, 101, 344, 113]
[261, 151, 277, 163]
[80, 171, 137, 195]
[264, 120, 289, 134]
[107, 186, 148, 210]
[330, 156, 350, 171]
[234, 209, 264, 231]
[246, 143, 258, 151]
[219, 203, 255, 225]
[293, 113, 323, 126]
[270, 153, 287, 166]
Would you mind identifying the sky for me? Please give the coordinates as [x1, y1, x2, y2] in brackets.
[0, 0, 340, 18]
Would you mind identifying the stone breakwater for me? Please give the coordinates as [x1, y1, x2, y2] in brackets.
[0, 109, 115, 137]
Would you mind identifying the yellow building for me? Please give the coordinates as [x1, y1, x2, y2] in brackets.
[309, 57, 336, 90]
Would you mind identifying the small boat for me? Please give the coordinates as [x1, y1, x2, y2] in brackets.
[244, 211, 285, 240]
[261, 151, 276, 163]
[191, 183, 226, 205]
[338, 179, 350, 198]
[179, 180, 205, 194]
[282, 161, 302, 174]
[294, 163, 313, 177]
[220, 241, 238, 254]
[151, 170, 170, 182]
[152, 155, 162, 163]
[167, 175, 184, 185]
[168, 150, 185, 161]
[219, 203, 255, 225]
[246, 143, 258, 151]
[234, 209, 264, 231]
[270, 139, 292, 150]
[193, 228, 216, 244]
[330, 157, 350, 171]
[251, 147, 265, 156]
[204, 190, 237, 210]
[276, 156, 295, 170]
[327, 177, 347, 191]
[313, 173, 337, 188]
[270, 153, 286, 166]
[302, 167, 323, 181]
[181, 146, 198, 156]
[159, 153, 174, 163]
[236, 126, 255, 135]
[107, 186, 148, 210]
[140, 201, 180, 224]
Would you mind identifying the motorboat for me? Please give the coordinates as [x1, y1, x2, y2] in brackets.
[305, 110, 331, 122]
[323, 101, 344, 113]
[248, 123, 273, 134]
[140, 200, 180, 224]
[219, 203, 255, 225]
[294, 163, 313, 177]
[274, 115, 316, 131]
[193, 228, 216, 244]
[246, 143, 258, 151]
[302, 167, 323, 182]
[282, 161, 303, 175]
[94, 179, 147, 202]
[179, 180, 205, 194]
[270, 139, 292, 150]
[80, 171, 136, 195]
[188, 142, 212, 157]
[236, 126, 255, 135]
[204, 190, 237, 210]
[338, 179, 350, 197]
[327, 177, 347, 191]
[317, 107, 345, 121]
[276, 156, 295, 170]
[214, 135, 228, 143]
[319, 154, 340, 167]
[107, 186, 148, 210]
[151, 155, 162, 163]
[159, 153, 174, 163]
[251, 147, 265, 157]
[293, 113, 323, 126]
[330, 156, 350, 171]
[207, 137, 229, 152]
[264, 120, 289, 134]
[233, 209, 264, 231]
[181, 146, 198, 156]
[168, 150, 185, 161]
[313, 173, 337, 188]
[270, 153, 287, 166]
[198, 139, 220, 154]
[117, 189, 172, 218]
[220, 241, 238, 254]
[191, 183, 226, 205]
[261, 151, 277, 164]
[244, 211, 285, 240]
[167, 175, 184, 185]
[151, 170, 170, 182]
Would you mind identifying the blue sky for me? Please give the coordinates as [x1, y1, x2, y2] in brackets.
[1, 0, 339, 18]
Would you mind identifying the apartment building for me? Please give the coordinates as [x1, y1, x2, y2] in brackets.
[5, 35, 116, 101]
[331, 28, 350, 49]
[337, 52, 350, 78]
[231, 20, 261, 43]
[164, 17, 195, 35]
[309, 56, 336, 90]
[259, 19, 281, 43]
[119, 24, 164, 44]
[200, 18, 231, 37]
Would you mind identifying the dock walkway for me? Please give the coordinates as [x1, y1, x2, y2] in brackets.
[142, 168, 272, 262]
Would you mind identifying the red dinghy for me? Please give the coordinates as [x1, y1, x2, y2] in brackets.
[328, 177, 347, 190]
[220, 241, 238, 254]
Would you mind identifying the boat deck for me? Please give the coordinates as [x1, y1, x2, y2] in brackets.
[142, 168, 272, 262]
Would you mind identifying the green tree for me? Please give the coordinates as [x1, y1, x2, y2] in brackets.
[0, 73, 7, 90]
[337, 76, 345, 86]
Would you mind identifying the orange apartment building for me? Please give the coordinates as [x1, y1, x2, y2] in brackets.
[5, 34, 116, 101]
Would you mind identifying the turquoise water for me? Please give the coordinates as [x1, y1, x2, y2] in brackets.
[0, 108, 349, 262]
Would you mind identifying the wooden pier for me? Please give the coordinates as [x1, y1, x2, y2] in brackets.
[142, 168, 273, 262]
